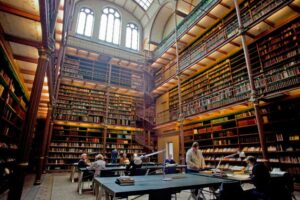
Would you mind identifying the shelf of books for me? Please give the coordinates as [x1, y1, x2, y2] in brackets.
[61, 55, 144, 91]
[54, 83, 143, 127]
[0, 48, 28, 195]
[183, 97, 300, 177]
[157, 17, 300, 126]
[47, 123, 147, 171]
[154, 0, 294, 91]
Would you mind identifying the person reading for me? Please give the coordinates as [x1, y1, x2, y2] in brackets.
[245, 156, 270, 199]
[186, 142, 206, 173]
[165, 154, 176, 164]
[119, 152, 130, 165]
[78, 153, 90, 168]
[88, 154, 106, 177]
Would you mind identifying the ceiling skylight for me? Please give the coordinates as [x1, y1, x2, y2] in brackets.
[134, 0, 153, 10]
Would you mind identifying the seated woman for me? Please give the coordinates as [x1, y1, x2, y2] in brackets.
[87, 154, 106, 177]
[119, 152, 130, 165]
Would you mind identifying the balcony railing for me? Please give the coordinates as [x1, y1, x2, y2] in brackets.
[153, 0, 290, 89]
[153, 0, 219, 59]
[155, 60, 300, 125]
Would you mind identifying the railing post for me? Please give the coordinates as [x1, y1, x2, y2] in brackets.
[233, 0, 268, 165]
[173, 0, 185, 165]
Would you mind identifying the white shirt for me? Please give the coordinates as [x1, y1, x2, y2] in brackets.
[186, 148, 205, 170]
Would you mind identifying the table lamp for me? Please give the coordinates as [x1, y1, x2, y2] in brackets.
[138, 149, 172, 181]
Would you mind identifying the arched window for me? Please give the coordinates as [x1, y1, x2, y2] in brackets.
[99, 7, 121, 45]
[76, 7, 94, 37]
[125, 23, 139, 50]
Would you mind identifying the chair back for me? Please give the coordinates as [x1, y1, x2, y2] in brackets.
[266, 177, 292, 200]
[219, 181, 245, 200]
[100, 170, 119, 177]
[133, 168, 148, 176]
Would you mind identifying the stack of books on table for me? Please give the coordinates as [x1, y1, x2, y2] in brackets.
[115, 176, 135, 186]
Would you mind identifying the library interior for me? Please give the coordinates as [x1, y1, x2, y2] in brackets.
[0, 0, 300, 199]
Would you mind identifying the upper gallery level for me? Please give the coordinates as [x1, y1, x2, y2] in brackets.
[151, 0, 300, 93]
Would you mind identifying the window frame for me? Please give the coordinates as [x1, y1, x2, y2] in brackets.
[134, 0, 153, 10]
[125, 22, 139, 51]
[76, 7, 94, 37]
[99, 7, 122, 45]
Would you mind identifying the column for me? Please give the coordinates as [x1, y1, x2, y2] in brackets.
[173, 0, 185, 165]
[233, 0, 268, 163]
[42, 121, 54, 173]
[34, 106, 52, 185]
[8, 47, 51, 200]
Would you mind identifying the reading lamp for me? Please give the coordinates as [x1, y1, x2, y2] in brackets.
[137, 149, 172, 181]
[215, 151, 246, 171]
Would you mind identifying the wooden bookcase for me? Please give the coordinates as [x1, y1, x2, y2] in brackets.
[0, 48, 27, 195]
[48, 53, 152, 171]
[183, 97, 300, 176]
[164, 17, 300, 125]
[62, 55, 144, 91]
[47, 123, 145, 170]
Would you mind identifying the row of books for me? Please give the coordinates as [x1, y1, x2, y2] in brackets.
[54, 113, 103, 123]
[49, 148, 101, 153]
[50, 142, 103, 148]
[0, 142, 18, 150]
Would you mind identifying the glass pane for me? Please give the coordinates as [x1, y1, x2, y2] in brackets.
[106, 14, 114, 42]
[77, 11, 86, 35]
[99, 14, 107, 40]
[125, 27, 132, 48]
[85, 14, 93, 36]
[132, 29, 138, 50]
[113, 19, 120, 44]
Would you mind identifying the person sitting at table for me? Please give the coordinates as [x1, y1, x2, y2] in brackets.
[119, 152, 130, 165]
[244, 156, 270, 199]
[126, 153, 142, 176]
[186, 142, 206, 173]
[165, 154, 176, 164]
[78, 153, 93, 181]
[78, 153, 90, 168]
[87, 154, 106, 177]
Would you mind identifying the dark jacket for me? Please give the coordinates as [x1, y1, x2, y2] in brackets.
[251, 163, 270, 192]
[126, 160, 142, 176]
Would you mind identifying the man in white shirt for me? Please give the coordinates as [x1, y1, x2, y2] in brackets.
[186, 142, 205, 173]
[186, 142, 206, 199]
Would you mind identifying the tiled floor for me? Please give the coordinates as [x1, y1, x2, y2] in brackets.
[22, 173, 300, 200]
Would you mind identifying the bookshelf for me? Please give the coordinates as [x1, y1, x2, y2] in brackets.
[182, 97, 300, 176]
[54, 83, 143, 127]
[260, 98, 300, 179]
[49, 52, 153, 171]
[158, 17, 300, 126]
[0, 48, 28, 195]
[62, 55, 144, 91]
[47, 123, 146, 170]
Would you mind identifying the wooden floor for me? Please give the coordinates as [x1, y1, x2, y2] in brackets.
[21, 173, 300, 200]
